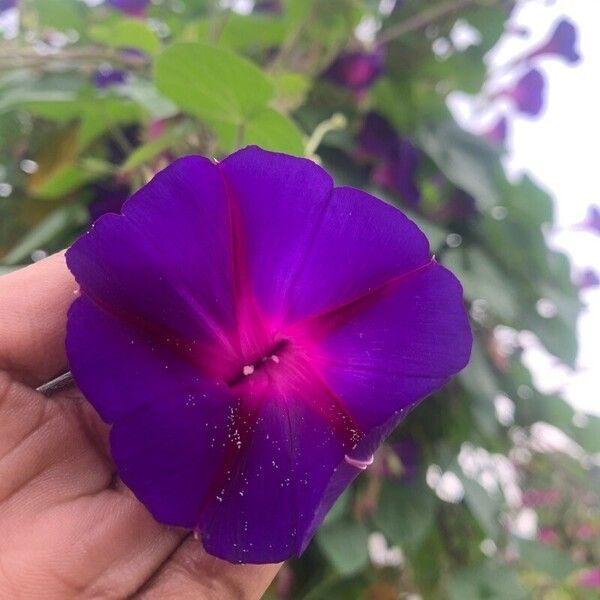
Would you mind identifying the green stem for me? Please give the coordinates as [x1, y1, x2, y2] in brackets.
[378, 0, 497, 45]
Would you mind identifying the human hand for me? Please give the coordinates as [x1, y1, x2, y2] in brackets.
[0, 253, 280, 599]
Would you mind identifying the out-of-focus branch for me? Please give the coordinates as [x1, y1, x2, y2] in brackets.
[0, 46, 149, 71]
[378, 0, 498, 45]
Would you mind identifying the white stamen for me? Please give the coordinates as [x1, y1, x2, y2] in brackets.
[344, 454, 374, 470]
[242, 365, 254, 376]
[270, 355, 280, 364]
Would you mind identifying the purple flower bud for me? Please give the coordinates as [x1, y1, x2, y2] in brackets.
[105, 0, 149, 17]
[577, 269, 600, 290]
[92, 67, 128, 89]
[502, 69, 545, 117]
[483, 116, 508, 146]
[324, 48, 384, 91]
[529, 19, 580, 64]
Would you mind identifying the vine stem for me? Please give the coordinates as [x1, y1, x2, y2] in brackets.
[36, 371, 75, 397]
[377, 0, 497, 45]
[0, 46, 149, 71]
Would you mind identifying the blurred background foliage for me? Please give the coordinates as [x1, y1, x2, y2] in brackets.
[1, 0, 598, 598]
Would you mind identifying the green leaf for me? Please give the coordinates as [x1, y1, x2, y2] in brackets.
[120, 122, 188, 173]
[1, 204, 89, 266]
[323, 490, 350, 525]
[460, 474, 501, 539]
[517, 538, 578, 579]
[30, 164, 99, 200]
[155, 42, 273, 124]
[116, 77, 178, 120]
[213, 109, 304, 155]
[373, 479, 436, 550]
[442, 246, 519, 322]
[448, 560, 528, 600]
[244, 109, 304, 155]
[89, 18, 161, 55]
[316, 519, 369, 576]
[197, 14, 286, 49]
[459, 339, 500, 437]
[271, 71, 311, 112]
[419, 122, 503, 209]
[29, 0, 87, 32]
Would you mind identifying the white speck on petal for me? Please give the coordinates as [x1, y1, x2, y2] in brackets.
[344, 454, 374, 470]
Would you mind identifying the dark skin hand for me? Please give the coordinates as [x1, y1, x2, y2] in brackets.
[0, 253, 280, 599]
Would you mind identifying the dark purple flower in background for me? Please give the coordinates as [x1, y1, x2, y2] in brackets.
[527, 19, 580, 64]
[105, 0, 149, 17]
[358, 113, 422, 206]
[483, 116, 508, 146]
[324, 48, 384, 91]
[65, 146, 471, 563]
[253, 0, 282, 13]
[577, 269, 600, 290]
[0, 0, 17, 12]
[390, 437, 419, 480]
[92, 67, 128, 89]
[357, 112, 400, 161]
[436, 188, 478, 222]
[88, 185, 129, 223]
[502, 69, 546, 116]
[372, 144, 421, 207]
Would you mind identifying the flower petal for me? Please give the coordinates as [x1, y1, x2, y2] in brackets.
[284, 186, 430, 322]
[198, 390, 359, 563]
[67, 156, 237, 353]
[309, 262, 472, 430]
[217, 146, 334, 320]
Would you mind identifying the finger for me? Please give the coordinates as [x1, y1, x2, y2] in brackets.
[0, 253, 77, 387]
[136, 537, 281, 600]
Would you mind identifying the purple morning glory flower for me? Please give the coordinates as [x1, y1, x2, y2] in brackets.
[92, 67, 128, 89]
[324, 48, 384, 91]
[483, 116, 508, 146]
[528, 19, 580, 64]
[501, 69, 545, 117]
[105, 0, 149, 17]
[358, 113, 422, 207]
[65, 146, 471, 564]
